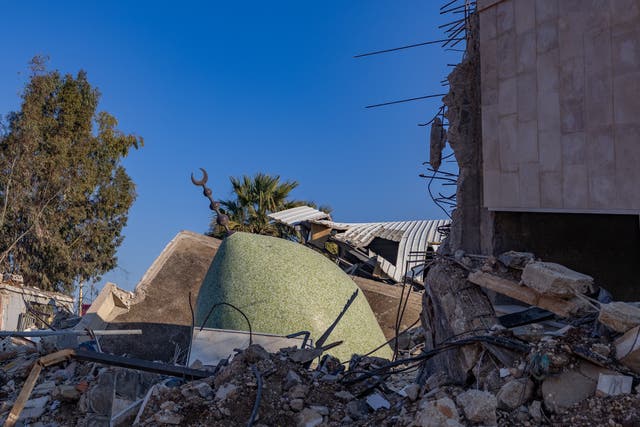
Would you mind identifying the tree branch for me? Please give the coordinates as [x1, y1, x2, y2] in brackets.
[0, 190, 62, 266]
[0, 155, 19, 229]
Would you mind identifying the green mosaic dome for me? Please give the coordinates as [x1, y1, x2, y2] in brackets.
[195, 232, 392, 361]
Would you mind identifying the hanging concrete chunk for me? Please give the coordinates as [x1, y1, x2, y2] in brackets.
[429, 116, 446, 171]
[521, 261, 595, 298]
[195, 232, 392, 362]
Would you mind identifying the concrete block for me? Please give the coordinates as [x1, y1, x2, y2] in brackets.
[537, 88, 561, 131]
[479, 5, 497, 42]
[517, 30, 537, 74]
[537, 21, 559, 54]
[514, 0, 535, 34]
[522, 261, 594, 297]
[537, 52, 561, 131]
[500, 171, 520, 207]
[614, 124, 640, 209]
[559, 56, 586, 130]
[481, 38, 498, 106]
[535, 0, 558, 23]
[614, 72, 640, 124]
[496, 0, 514, 34]
[540, 171, 563, 208]
[560, 56, 585, 101]
[562, 164, 588, 209]
[586, 129, 616, 208]
[537, 48, 559, 93]
[584, 69, 613, 130]
[585, 1, 611, 33]
[482, 105, 500, 170]
[561, 132, 586, 165]
[498, 114, 519, 172]
[517, 72, 537, 122]
[499, 77, 517, 116]
[586, 128, 615, 171]
[612, 29, 640, 77]
[589, 173, 616, 209]
[538, 129, 562, 172]
[558, 0, 584, 16]
[585, 26, 612, 74]
[456, 390, 497, 425]
[498, 30, 517, 79]
[517, 119, 539, 163]
[542, 362, 613, 413]
[497, 379, 535, 410]
[482, 105, 500, 166]
[518, 162, 541, 208]
[558, 13, 585, 61]
[598, 301, 640, 333]
[615, 325, 640, 373]
[616, 166, 640, 210]
[560, 98, 585, 134]
[483, 170, 501, 207]
[614, 124, 640, 173]
[610, 0, 640, 31]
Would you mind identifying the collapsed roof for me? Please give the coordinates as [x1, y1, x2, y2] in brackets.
[269, 206, 450, 282]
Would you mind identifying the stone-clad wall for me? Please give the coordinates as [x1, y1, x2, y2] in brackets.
[478, 0, 640, 213]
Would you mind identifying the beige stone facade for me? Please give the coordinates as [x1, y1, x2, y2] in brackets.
[479, 0, 640, 213]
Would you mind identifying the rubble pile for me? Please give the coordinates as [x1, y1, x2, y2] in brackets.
[3, 250, 640, 426]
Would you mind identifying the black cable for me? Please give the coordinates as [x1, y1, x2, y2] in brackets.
[186, 292, 195, 365]
[247, 364, 263, 427]
[345, 317, 421, 364]
[341, 335, 530, 385]
[199, 302, 253, 346]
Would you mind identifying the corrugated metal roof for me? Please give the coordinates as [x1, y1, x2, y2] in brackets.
[268, 206, 331, 226]
[315, 218, 450, 282]
[269, 206, 450, 283]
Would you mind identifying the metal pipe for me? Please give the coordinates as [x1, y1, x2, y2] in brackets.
[0, 329, 142, 337]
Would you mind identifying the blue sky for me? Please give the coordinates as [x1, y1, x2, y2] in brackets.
[0, 1, 460, 294]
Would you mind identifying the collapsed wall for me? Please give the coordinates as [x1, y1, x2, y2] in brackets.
[98, 231, 222, 362]
[421, 14, 499, 385]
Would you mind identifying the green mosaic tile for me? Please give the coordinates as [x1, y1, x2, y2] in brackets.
[195, 232, 392, 361]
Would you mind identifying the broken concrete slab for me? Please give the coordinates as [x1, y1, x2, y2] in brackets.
[416, 396, 462, 427]
[521, 261, 595, 298]
[455, 389, 497, 425]
[596, 374, 632, 396]
[297, 407, 323, 427]
[598, 301, 640, 333]
[615, 325, 640, 372]
[366, 392, 390, 410]
[195, 232, 392, 361]
[497, 251, 534, 269]
[19, 396, 49, 421]
[497, 378, 534, 410]
[541, 362, 616, 413]
[468, 270, 589, 317]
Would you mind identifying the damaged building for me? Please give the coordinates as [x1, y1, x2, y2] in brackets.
[436, 0, 640, 300]
[0, 274, 73, 332]
[2, 1, 640, 426]
[268, 205, 450, 284]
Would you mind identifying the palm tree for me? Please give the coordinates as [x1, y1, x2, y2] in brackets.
[207, 173, 328, 239]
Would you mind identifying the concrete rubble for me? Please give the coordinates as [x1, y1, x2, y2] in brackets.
[0, 230, 639, 427]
